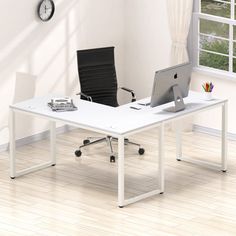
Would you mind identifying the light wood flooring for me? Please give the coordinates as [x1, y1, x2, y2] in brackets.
[0, 128, 236, 236]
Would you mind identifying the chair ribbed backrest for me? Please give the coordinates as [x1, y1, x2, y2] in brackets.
[76, 47, 119, 107]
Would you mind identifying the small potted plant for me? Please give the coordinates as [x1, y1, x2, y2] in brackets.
[202, 82, 214, 100]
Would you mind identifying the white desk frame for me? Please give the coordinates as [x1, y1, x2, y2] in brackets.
[9, 92, 228, 207]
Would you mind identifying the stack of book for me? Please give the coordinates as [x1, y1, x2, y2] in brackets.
[48, 97, 77, 112]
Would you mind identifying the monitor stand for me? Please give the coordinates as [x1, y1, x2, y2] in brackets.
[164, 84, 185, 113]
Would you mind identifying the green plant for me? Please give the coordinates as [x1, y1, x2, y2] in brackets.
[200, 40, 229, 71]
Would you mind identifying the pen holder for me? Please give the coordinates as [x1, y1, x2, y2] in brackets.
[202, 82, 214, 101]
[204, 92, 212, 101]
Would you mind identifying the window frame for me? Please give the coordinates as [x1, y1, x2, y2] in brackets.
[192, 0, 236, 80]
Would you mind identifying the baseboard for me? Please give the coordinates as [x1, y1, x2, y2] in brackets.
[193, 124, 236, 141]
[0, 125, 77, 153]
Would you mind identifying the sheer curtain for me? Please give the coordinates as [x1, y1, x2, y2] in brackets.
[167, 0, 193, 132]
[167, 0, 193, 65]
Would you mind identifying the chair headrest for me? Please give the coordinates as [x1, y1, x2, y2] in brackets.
[77, 47, 115, 67]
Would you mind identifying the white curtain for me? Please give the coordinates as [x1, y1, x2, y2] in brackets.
[167, 0, 194, 132]
[167, 0, 193, 65]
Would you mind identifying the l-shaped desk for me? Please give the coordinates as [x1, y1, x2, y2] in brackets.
[9, 91, 228, 207]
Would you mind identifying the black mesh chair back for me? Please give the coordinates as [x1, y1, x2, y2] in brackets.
[76, 47, 119, 107]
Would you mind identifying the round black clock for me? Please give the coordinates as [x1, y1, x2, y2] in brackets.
[38, 0, 55, 22]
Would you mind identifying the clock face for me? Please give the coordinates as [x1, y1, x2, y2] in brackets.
[38, 0, 55, 21]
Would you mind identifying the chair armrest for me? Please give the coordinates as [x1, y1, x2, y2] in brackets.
[119, 87, 136, 102]
[76, 92, 93, 102]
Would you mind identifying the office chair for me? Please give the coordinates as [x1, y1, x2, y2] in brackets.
[75, 47, 145, 162]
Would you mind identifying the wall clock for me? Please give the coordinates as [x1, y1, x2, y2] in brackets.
[38, 0, 55, 22]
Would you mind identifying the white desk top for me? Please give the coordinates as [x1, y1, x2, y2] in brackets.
[10, 91, 227, 136]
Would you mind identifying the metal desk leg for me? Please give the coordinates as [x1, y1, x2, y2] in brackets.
[119, 124, 165, 207]
[9, 109, 16, 179]
[175, 121, 182, 161]
[9, 111, 57, 178]
[50, 121, 56, 166]
[174, 102, 228, 172]
[221, 102, 228, 172]
[159, 124, 165, 193]
[118, 136, 125, 208]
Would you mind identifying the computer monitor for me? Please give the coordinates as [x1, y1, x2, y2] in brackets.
[150, 62, 192, 112]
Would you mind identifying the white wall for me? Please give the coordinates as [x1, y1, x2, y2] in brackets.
[191, 72, 236, 134]
[124, 0, 171, 100]
[0, 0, 125, 146]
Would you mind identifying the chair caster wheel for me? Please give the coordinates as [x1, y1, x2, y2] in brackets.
[83, 139, 90, 145]
[160, 192, 164, 194]
[75, 150, 82, 157]
[52, 164, 56, 166]
[110, 155, 116, 163]
[222, 170, 227, 173]
[10, 177, 15, 179]
[119, 206, 124, 208]
[138, 148, 145, 155]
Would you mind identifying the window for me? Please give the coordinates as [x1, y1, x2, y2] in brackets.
[193, 0, 236, 77]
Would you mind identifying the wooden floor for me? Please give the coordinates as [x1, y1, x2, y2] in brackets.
[1, 128, 236, 236]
